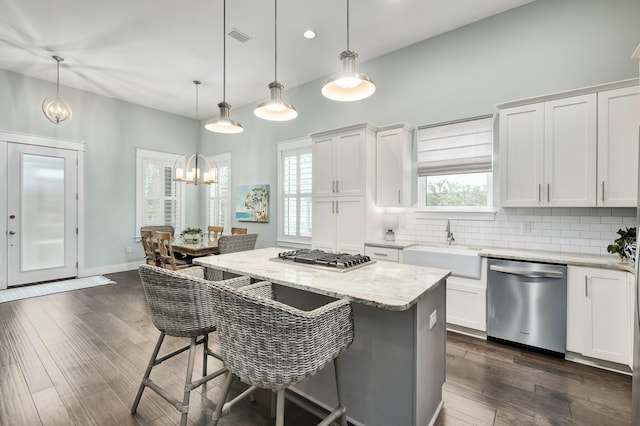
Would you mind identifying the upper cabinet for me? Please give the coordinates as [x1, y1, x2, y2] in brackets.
[498, 80, 639, 208]
[375, 124, 414, 207]
[597, 86, 640, 207]
[312, 124, 374, 198]
[499, 94, 596, 207]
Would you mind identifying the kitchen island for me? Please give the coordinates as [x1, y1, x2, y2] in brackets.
[195, 247, 450, 426]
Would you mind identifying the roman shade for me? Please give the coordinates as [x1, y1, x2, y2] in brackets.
[417, 115, 493, 176]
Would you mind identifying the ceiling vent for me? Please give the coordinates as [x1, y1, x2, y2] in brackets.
[227, 28, 251, 43]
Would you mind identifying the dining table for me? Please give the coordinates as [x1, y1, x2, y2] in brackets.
[171, 239, 219, 257]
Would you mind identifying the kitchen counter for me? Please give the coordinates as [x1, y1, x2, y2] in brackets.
[195, 247, 450, 311]
[365, 239, 419, 250]
[479, 247, 634, 273]
[195, 247, 448, 426]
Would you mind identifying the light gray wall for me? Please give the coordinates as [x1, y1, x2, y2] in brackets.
[1, 0, 638, 272]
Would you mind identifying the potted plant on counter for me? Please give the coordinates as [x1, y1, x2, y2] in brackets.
[607, 227, 636, 263]
[180, 227, 203, 244]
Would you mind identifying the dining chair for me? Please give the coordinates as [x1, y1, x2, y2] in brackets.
[156, 231, 191, 271]
[140, 225, 175, 238]
[208, 225, 224, 242]
[208, 279, 354, 426]
[230, 227, 247, 235]
[140, 229, 158, 266]
[132, 265, 252, 426]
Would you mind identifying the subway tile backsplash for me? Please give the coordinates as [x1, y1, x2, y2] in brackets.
[394, 207, 637, 256]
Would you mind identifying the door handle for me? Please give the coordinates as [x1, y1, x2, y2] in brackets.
[335, 180, 339, 192]
[584, 275, 589, 297]
[9, 231, 16, 235]
[336, 200, 339, 214]
[332, 180, 336, 193]
[489, 264, 564, 279]
[602, 181, 605, 202]
[332, 201, 335, 213]
[398, 190, 401, 204]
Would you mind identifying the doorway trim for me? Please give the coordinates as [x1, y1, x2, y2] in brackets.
[0, 130, 85, 289]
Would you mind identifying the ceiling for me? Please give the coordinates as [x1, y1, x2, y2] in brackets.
[0, 0, 535, 119]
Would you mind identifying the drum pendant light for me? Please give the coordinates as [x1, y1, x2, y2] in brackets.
[42, 55, 73, 124]
[253, 0, 298, 121]
[205, 0, 243, 133]
[321, 0, 375, 102]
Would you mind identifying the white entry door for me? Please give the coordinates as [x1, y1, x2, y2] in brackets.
[6, 143, 78, 286]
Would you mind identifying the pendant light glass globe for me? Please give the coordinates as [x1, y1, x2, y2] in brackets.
[321, 0, 375, 102]
[42, 55, 73, 124]
[205, 102, 243, 133]
[254, 82, 298, 121]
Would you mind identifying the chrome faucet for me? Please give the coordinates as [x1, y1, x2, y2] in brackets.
[445, 218, 455, 245]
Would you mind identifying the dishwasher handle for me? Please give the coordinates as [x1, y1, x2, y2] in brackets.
[489, 264, 564, 279]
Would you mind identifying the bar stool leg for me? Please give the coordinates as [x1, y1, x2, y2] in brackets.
[179, 337, 197, 426]
[131, 332, 165, 413]
[212, 372, 234, 426]
[334, 357, 348, 426]
[275, 389, 285, 426]
[202, 334, 209, 376]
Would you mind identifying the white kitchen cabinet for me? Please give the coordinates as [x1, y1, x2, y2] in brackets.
[446, 275, 487, 332]
[566, 266, 632, 365]
[597, 85, 640, 206]
[312, 196, 365, 254]
[364, 245, 401, 262]
[499, 94, 596, 207]
[376, 124, 413, 207]
[312, 125, 373, 198]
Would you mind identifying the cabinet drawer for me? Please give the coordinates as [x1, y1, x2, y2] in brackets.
[365, 246, 399, 262]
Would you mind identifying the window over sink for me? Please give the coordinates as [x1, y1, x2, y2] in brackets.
[417, 115, 494, 211]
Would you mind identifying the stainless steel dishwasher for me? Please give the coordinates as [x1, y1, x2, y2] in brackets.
[487, 258, 567, 356]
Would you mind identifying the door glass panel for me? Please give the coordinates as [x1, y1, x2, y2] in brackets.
[21, 154, 65, 271]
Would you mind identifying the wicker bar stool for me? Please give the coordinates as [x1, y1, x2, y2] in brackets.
[132, 264, 251, 426]
[208, 280, 354, 426]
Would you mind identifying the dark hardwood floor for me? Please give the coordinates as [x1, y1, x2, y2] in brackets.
[0, 270, 632, 425]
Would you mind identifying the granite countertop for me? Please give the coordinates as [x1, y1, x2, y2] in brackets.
[194, 247, 450, 311]
[365, 240, 419, 249]
[479, 247, 634, 273]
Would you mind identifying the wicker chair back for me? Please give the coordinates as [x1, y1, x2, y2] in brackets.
[138, 264, 250, 338]
[216, 233, 258, 254]
[207, 280, 354, 390]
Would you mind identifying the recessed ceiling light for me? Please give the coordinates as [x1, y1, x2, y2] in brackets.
[303, 29, 316, 39]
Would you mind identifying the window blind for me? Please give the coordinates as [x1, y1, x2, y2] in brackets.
[282, 147, 312, 239]
[138, 152, 183, 230]
[417, 115, 493, 177]
[208, 159, 230, 229]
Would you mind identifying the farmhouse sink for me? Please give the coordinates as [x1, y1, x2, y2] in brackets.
[402, 245, 482, 279]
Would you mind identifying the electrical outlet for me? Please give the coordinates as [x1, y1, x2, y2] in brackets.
[126, 246, 132, 253]
[429, 310, 437, 329]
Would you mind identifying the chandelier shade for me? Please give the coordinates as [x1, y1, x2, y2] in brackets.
[253, 0, 297, 121]
[206, 0, 243, 133]
[42, 55, 73, 124]
[321, 0, 375, 102]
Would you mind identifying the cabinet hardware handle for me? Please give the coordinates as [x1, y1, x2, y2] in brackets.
[538, 184, 541, 203]
[373, 252, 388, 256]
[336, 200, 339, 214]
[398, 190, 401, 204]
[332, 180, 336, 193]
[547, 183, 550, 203]
[584, 275, 588, 297]
[602, 181, 605, 202]
[332, 201, 335, 213]
[336, 180, 339, 192]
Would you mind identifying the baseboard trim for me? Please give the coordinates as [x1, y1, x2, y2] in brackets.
[80, 262, 141, 277]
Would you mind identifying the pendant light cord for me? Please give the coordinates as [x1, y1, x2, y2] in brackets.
[346, 0, 350, 51]
[274, 0, 278, 82]
[56, 59, 60, 98]
[222, 0, 226, 103]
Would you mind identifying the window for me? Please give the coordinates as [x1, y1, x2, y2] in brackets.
[206, 153, 231, 232]
[136, 149, 184, 233]
[277, 138, 312, 244]
[417, 115, 494, 210]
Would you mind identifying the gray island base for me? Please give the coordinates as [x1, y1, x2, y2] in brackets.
[195, 247, 449, 426]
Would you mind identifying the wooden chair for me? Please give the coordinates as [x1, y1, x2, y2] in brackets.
[133, 265, 252, 426]
[209, 280, 354, 426]
[140, 225, 175, 238]
[208, 225, 224, 242]
[156, 231, 191, 271]
[140, 229, 158, 266]
[231, 227, 247, 235]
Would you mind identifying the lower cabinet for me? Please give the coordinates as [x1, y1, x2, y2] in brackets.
[312, 196, 365, 254]
[446, 276, 486, 332]
[567, 266, 632, 366]
[364, 245, 401, 263]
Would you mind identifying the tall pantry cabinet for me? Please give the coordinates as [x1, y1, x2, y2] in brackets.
[311, 123, 380, 254]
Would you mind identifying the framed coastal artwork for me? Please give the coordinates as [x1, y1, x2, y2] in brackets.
[235, 184, 269, 223]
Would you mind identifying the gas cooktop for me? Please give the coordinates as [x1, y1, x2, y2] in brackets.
[274, 249, 375, 272]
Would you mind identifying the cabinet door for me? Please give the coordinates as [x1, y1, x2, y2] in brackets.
[312, 136, 336, 197]
[311, 198, 336, 252]
[376, 127, 413, 207]
[544, 94, 597, 207]
[597, 86, 640, 206]
[499, 103, 545, 206]
[334, 197, 365, 254]
[569, 266, 631, 365]
[334, 131, 365, 197]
